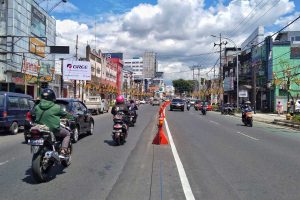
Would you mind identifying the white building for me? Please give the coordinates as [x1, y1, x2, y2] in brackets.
[124, 57, 143, 80]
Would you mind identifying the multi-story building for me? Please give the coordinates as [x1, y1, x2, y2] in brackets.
[103, 53, 123, 95]
[124, 57, 143, 80]
[143, 52, 157, 79]
[85, 46, 118, 100]
[0, 0, 56, 98]
[121, 68, 133, 99]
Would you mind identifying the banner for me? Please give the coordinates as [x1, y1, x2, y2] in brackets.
[63, 61, 91, 81]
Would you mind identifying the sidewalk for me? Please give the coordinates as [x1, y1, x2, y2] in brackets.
[233, 112, 300, 129]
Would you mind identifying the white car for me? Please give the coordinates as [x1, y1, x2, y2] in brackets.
[140, 100, 146, 104]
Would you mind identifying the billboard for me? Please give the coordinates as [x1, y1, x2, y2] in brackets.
[103, 53, 123, 60]
[63, 61, 91, 81]
[31, 6, 46, 38]
[29, 37, 46, 57]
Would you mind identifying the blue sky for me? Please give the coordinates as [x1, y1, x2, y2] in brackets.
[48, 0, 300, 81]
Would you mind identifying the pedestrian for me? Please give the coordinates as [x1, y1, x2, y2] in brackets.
[276, 101, 283, 115]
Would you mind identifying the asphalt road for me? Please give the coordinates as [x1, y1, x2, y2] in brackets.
[166, 108, 300, 200]
[0, 104, 174, 200]
[2, 105, 300, 200]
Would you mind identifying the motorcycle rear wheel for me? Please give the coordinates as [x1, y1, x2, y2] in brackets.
[32, 149, 51, 183]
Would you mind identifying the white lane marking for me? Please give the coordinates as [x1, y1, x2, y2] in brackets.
[0, 160, 10, 166]
[237, 131, 259, 141]
[164, 117, 196, 200]
[209, 120, 220, 125]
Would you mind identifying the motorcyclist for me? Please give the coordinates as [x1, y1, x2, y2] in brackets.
[111, 95, 130, 124]
[33, 88, 72, 156]
[241, 101, 252, 120]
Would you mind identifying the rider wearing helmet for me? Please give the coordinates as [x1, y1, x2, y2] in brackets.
[111, 95, 129, 116]
[241, 100, 252, 120]
[34, 88, 72, 155]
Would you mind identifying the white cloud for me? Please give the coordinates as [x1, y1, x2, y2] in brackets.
[55, 0, 299, 81]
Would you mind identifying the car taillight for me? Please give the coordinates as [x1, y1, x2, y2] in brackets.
[26, 112, 32, 121]
[2, 111, 7, 118]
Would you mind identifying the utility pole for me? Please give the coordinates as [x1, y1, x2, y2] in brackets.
[74, 34, 78, 98]
[213, 33, 227, 104]
[198, 67, 201, 99]
[252, 55, 256, 114]
[60, 58, 64, 97]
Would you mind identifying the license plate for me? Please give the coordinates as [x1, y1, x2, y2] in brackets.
[28, 139, 44, 146]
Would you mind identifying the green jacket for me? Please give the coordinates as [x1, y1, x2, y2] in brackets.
[34, 99, 70, 133]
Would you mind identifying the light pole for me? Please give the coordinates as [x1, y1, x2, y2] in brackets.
[211, 35, 239, 109]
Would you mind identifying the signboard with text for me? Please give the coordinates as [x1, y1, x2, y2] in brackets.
[63, 61, 91, 81]
[29, 37, 46, 57]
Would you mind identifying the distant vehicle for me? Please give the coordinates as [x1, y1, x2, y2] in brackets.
[195, 101, 212, 111]
[84, 96, 109, 114]
[295, 100, 300, 112]
[0, 92, 34, 135]
[152, 98, 160, 106]
[170, 98, 185, 111]
[140, 99, 146, 104]
[189, 99, 197, 105]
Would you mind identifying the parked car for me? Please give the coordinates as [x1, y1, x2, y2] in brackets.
[170, 98, 185, 111]
[25, 98, 94, 143]
[0, 92, 34, 135]
[84, 96, 109, 114]
[152, 98, 160, 106]
[140, 99, 146, 104]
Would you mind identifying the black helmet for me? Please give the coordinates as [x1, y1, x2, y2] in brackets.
[130, 100, 134, 104]
[41, 88, 56, 101]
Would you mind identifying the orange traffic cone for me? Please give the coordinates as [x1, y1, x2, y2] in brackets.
[152, 118, 169, 145]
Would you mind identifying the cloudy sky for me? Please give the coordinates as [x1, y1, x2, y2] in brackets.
[39, 0, 300, 83]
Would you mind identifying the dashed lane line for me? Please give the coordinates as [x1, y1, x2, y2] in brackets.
[237, 131, 259, 141]
[164, 117, 196, 200]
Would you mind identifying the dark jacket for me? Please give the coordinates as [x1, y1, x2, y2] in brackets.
[111, 103, 129, 116]
[34, 99, 68, 133]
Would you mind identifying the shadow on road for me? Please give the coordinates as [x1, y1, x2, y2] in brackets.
[104, 140, 117, 146]
[22, 165, 67, 184]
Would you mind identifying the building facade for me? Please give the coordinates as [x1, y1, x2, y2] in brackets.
[0, 0, 56, 98]
[143, 52, 157, 79]
[124, 57, 143, 80]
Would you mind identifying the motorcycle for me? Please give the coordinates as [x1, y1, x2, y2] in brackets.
[201, 105, 207, 115]
[112, 112, 128, 145]
[128, 110, 137, 127]
[27, 119, 73, 183]
[242, 109, 253, 127]
[187, 104, 191, 111]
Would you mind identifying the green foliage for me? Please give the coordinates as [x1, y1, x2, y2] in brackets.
[172, 79, 196, 94]
[292, 114, 300, 123]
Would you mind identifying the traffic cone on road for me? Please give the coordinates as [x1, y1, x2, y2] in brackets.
[152, 117, 169, 145]
[159, 106, 165, 118]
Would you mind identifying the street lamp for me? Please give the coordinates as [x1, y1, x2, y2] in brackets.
[211, 34, 239, 109]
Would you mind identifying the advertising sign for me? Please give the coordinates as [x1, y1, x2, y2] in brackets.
[103, 53, 123, 60]
[239, 90, 248, 98]
[31, 6, 46, 38]
[63, 61, 91, 81]
[29, 37, 46, 58]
